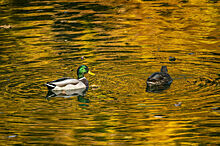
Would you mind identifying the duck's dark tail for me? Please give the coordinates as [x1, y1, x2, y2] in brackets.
[161, 66, 168, 73]
[45, 83, 56, 90]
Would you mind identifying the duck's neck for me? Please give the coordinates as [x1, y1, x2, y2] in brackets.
[78, 73, 84, 79]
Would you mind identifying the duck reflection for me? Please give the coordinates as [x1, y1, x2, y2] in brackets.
[146, 84, 171, 93]
[146, 66, 173, 93]
[46, 88, 87, 98]
[46, 88, 90, 106]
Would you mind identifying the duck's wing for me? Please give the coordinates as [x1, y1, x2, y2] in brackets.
[147, 72, 173, 85]
[147, 72, 162, 81]
[48, 77, 80, 87]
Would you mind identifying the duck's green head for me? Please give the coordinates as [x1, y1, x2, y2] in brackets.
[77, 65, 95, 79]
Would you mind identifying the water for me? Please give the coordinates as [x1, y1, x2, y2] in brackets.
[0, 0, 219, 145]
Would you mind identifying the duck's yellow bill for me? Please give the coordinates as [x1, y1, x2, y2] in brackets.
[88, 70, 95, 75]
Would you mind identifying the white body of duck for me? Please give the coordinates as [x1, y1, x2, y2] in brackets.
[53, 82, 86, 90]
[46, 65, 94, 91]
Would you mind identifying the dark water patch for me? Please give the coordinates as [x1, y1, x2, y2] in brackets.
[3, 0, 31, 7]
[179, 0, 189, 3]
[54, 45, 83, 49]
[55, 11, 80, 17]
[54, 1, 96, 9]
[54, 2, 114, 19]
[89, 36, 126, 41]
[11, 15, 54, 21]
[77, 4, 112, 11]
[208, 132, 220, 137]
[203, 36, 217, 40]
[19, 60, 41, 65]
[55, 2, 114, 12]
[154, 50, 181, 53]
[15, 35, 40, 39]
[57, 50, 81, 55]
[54, 33, 86, 40]
[53, 21, 84, 28]
[94, 33, 111, 37]
[157, 9, 173, 17]
[52, 27, 84, 32]
[12, 8, 55, 15]
[155, 3, 175, 7]
[207, 0, 219, 3]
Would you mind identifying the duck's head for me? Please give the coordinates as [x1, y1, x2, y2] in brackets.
[77, 65, 95, 79]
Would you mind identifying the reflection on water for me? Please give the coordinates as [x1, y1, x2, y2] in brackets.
[146, 83, 171, 93]
[46, 88, 88, 99]
[46, 88, 90, 108]
[0, 0, 219, 145]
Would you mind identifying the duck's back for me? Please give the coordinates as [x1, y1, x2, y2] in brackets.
[48, 78, 79, 86]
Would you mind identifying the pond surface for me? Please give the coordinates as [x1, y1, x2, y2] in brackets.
[0, 0, 219, 145]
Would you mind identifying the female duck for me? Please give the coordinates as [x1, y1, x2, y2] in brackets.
[146, 66, 173, 92]
[147, 66, 172, 86]
[46, 65, 95, 91]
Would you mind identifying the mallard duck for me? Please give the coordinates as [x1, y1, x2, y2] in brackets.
[147, 66, 173, 86]
[146, 66, 173, 92]
[46, 65, 95, 91]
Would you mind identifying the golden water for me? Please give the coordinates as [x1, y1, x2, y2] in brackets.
[0, 0, 219, 145]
